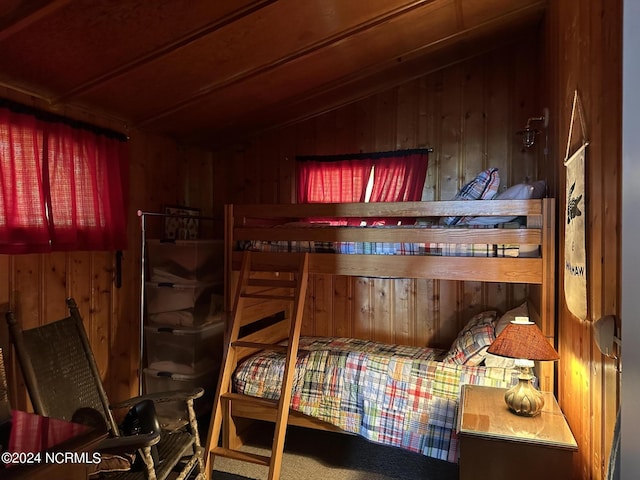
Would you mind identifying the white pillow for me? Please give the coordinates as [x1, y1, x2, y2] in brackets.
[465, 183, 534, 226]
[483, 352, 517, 368]
[495, 183, 535, 200]
[494, 301, 529, 336]
[483, 301, 529, 368]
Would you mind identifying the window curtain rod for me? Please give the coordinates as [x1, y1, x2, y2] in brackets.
[296, 148, 433, 163]
[0, 97, 129, 142]
[136, 210, 221, 222]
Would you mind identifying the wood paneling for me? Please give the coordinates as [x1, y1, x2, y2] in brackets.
[0, 87, 216, 412]
[0, 5, 622, 478]
[213, 39, 544, 351]
[0, 0, 546, 149]
[546, 1, 622, 479]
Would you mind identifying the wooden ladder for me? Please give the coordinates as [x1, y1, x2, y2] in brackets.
[204, 251, 309, 480]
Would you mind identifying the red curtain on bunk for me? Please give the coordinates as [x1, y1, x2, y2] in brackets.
[368, 151, 428, 224]
[0, 102, 129, 254]
[369, 152, 428, 202]
[296, 158, 374, 225]
[296, 149, 429, 225]
[296, 158, 374, 204]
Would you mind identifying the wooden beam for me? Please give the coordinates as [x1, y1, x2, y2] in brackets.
[232, 199, 543, 218]
[0, 0, 72, 43]
[52, 0, 277, 104]
[135, 0, 451, 127]
[232, 252, 544, 283]
[140, 1, 545, 145]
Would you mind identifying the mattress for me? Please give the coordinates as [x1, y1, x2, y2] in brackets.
[232, 336, 519, 462]
[239, 239, 538, 257]
[237, 220, 539, 257]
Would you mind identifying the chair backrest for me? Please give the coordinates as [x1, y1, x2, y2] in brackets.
[6, 298, 119, 436]
[0, 348, 10, 424]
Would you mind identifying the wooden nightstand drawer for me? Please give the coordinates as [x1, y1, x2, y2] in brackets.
[457, 385, 577, 480]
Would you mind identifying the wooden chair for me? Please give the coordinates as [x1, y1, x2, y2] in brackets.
[6, 297, 205, 480]
[0, 348, 10, 426]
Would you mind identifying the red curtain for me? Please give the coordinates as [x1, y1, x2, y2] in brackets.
[297, 158, 374, 225]
[0, 109, 50, 252]
[369, 152, 428, 202]
[296, 149, 429, 225]
[296, 159, 373, 204]
[369, 151, 428, 224]
[0, 105, 128, 254]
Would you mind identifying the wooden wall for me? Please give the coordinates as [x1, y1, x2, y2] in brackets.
[546, 1, 622, 479]
[0, 5, 623, 479]
[0, 87, 216, 412]
[211, 36, 546, 351]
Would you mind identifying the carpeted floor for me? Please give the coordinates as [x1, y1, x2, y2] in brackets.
[211, 422, 459, 480]
[212, 473, 255, 480]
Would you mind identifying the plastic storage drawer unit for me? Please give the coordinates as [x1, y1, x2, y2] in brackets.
[144, 321, 224, 374]
[148, 294, 223, 327]
[147, 239, 223, 282]
[145, 281, 215, 314]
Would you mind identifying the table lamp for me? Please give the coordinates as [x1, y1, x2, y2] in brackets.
[487, 316, 559, 416]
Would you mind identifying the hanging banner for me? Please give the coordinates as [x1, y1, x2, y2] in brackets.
[564, 142, 588, 320]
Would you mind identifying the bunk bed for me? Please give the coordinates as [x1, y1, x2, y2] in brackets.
[218, 198, 556, 464]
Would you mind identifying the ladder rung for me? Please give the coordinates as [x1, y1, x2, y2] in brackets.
[221, 392, 279, 408]
[248, 279, 297, 288]
[210, 446, 271, 466]
[231, 340, 288, 352]
[241, 293, 296, 301]
[205, 252, 309, 479]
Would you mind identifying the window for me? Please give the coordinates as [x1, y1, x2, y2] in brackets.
[296, 149, 429, 225]
[0, 100, 128, 254]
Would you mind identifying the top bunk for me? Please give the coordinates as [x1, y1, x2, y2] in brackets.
[225, 198, 555, 284]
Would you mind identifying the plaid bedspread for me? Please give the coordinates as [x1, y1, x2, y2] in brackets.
[238, 221, 540, 257]
[241, 240, 532, 257]
[232, 336, 518, 463]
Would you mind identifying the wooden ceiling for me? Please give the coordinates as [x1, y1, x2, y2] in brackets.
[0, 0, 546, 149]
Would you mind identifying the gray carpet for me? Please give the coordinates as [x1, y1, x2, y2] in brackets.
[212, 422, 459, 480]
[212, 473, 254, 480]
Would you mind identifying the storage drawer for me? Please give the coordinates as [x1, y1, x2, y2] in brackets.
[143, 367, 218, 430]
[145, 281, 215, 314]
[144, 321, 225, 374]
[147, 239, 223, 282]
[148, 307, 223, 328]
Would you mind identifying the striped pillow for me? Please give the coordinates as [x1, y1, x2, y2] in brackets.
[443, 168, 500, 225]
[442, 311, 497, 366]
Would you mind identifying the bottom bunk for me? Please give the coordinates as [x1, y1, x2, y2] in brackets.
[224, 309, 527, 464]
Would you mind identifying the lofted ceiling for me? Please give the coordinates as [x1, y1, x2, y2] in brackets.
[0, 0, 546, 150]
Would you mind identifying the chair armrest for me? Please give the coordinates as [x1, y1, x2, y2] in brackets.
[110, 388, 205, 410]
[97, 431, 161, 455]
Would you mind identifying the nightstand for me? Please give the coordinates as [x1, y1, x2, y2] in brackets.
[457, 384, 577, 480]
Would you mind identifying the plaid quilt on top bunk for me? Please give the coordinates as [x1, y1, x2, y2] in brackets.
[239, 222, 538, 257]
[232, 337, 518, 463]
[241, 239, 526, 257]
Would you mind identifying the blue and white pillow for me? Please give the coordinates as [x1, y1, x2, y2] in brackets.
[443, 168, 500, 225]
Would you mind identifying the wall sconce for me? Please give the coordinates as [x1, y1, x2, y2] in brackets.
[594, 314, 622, 372]
[517, 107, 549, 148]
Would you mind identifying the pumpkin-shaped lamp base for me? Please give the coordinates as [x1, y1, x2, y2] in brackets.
[504, 368, 545, 417]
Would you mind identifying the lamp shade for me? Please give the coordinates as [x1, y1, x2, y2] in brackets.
[487, 317, 559, 361]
